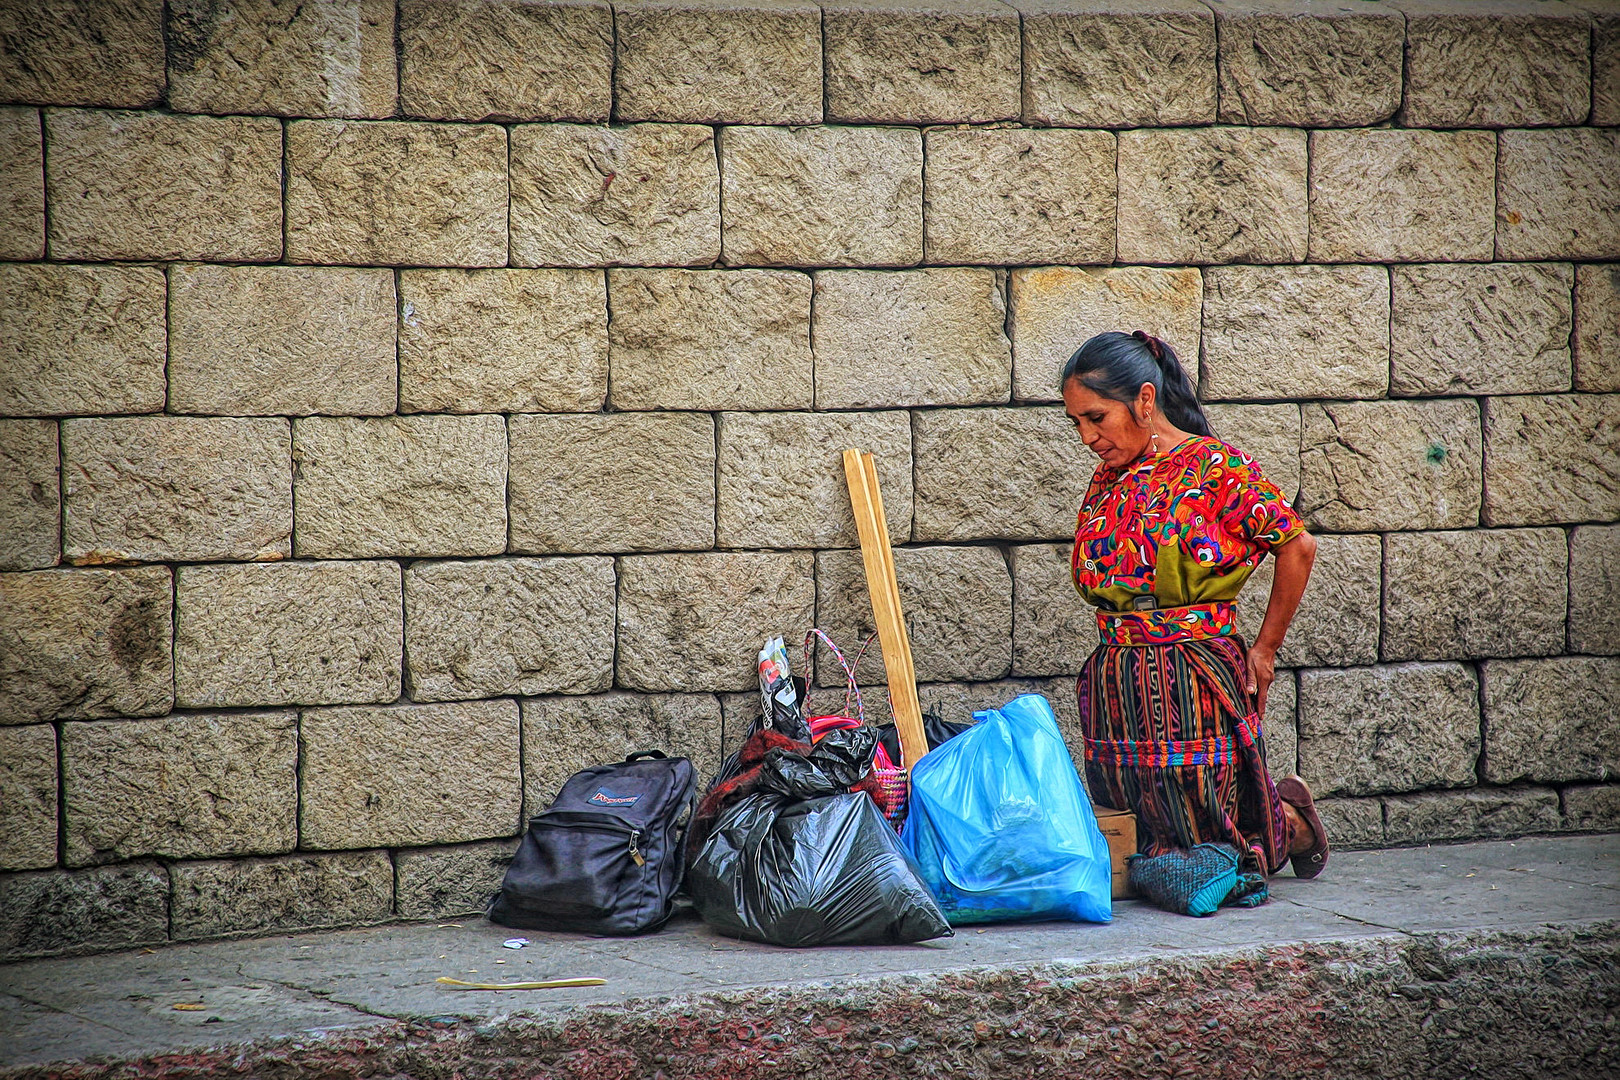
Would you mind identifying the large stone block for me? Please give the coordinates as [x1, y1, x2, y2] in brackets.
[522, 692, 724, 804]
[1391, 263, 1574, 397]
[1117, 126, 1307, 265]
[1202, 264, 1390, 401]
[812, 269, 1011, 409]
[61, 711, 297, 867]
[817, 546, 1013, 686]
[170, 852, 390, 941]
[614, 0, 822, 124]
[293, 415, 507, 559]
[1398, 0, 1591, 128]
[45, 110, 281, 262]
[0, 863, 167, 961]
[608, 268, 812, 410]
[0, 263, 166, 417]
[1384, 528, 1567, 662]
[0, 0, 163, 107]
[395, 840, 518, 919]
[1017, 0, 1217, 127]
[1312, 797, 1384, 850]
[1575, 264, 1620, 392]
[1260, 670, 1297, 781]
[716, 411, 912, 549]
[0, 420, 57, 572]
[169, 265, 397, 417]
[404, 557, 616, 701]
[1010, 543, 1093, 677]
[1308, 129, 1496, 263]
[62, 416, 291, 564]
[1483, 394, 1620, 526]
[509, 412, 715, 554]
[923, 127, 1115, 266]
[286, 120, 508, 267]
[0, 567, 172, 725]
[0, 725, 56, 871]
[1210, 0, 1403, 127]
[1203, 403, 1301, 500]
[400, 0, 610, 121]
[913, 407, 1093, 542]
[617, 552, 815, 692]
[0, 108, 42, 259]
[1587, 1, 1620, 124]
[174, 560, 400, 709]
[1570, 525, 1620, 655]
[1010, 266, 1202, 404]
[1297, 662, 1480, 797]
[168, 0, 396, 117]
[1383, 787, 1560, 845]
[719, 126, 923, 267]
[300, 700, 521, 849]
[1483, 657, 1619, 784]
[510, 124, 719, 268]
[1237, 533, 1382, 668]
[824, 0, 1020, 123]
[1299, 399, 1482, 532]
[400, 269, 606, 414]
[1496, 129, 1620, 261]
[1563, 784, 1620, 831]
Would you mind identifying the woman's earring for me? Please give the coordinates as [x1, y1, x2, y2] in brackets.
[1150, 431, 1160, 454]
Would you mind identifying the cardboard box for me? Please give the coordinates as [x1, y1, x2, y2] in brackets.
[1092, 804, 1137, 900]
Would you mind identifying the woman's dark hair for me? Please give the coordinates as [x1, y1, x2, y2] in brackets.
[1059, 330, 1213, 438]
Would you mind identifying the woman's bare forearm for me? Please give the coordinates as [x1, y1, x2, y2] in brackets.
[1255, 530, 1317, 654]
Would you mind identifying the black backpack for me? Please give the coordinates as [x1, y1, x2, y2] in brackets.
[488, 750, 697, 935]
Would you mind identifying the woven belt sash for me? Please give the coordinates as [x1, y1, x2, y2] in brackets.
[1095, 601, 1238, 646]
[1084, 713, 1261, 769]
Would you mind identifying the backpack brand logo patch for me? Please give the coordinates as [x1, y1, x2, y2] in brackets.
[588, 789, 642, 807]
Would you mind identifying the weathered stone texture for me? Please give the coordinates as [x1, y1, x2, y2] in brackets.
[1482, 394, 1620, 526]
[1010, 266, 1202, 404]
[168, 0, 397, 117]
[63, 416, 292, 564]
[1575, 264, 1620, 392]
[0, 725, 57, 871]
[0, 567, 172, 725]
[824, 0, 1020, 123]
[1391, 263, 1573, 397]
[61, 712, 297, 866]
[923, 128, 1115, 266]
[914, 407, 1120, 542]
[813, 269, 1011, 408]
[522, 692, 724, 803]
[293, 415, 508, 559]
[286, 120, 508, 267]
[1384, 529, 1567, 662]
[45, 110, 282, 262]
[1010, 543, 1093, 677]
[0, 420, 58, 572]
[0, 107, 42, 259]
[1589, 3, 1620, 125]
[1383, 787, 1560, 846]
[0, 863, 167, 961]
[1308, 129, 1496, 263]
[608, 269, 812, 410]
[817, 546, 1012, 686]
[1018, 0, 1217, 127]
[0, 0, 164, 107]
[0, 263, 166, 417]
[169, 265, 397, 417]
[301, 700, 521, 849]
[719, 126, 923, 267]
[1398, 0, 1591, 128]
[1563, 784, 1620, 831]
[1484, 657, 1619, 785]
[400, 269, 607, 414]
[1299, 399, 1483, 533]
[614, 0, 822, 124]
[717, 411, 911, 549]
[1202, 264, 1390, 401]
[1203, 403, 1301, 499]
[395, 840, 518, 919]
[170, 852, 391, 941]
[1117, 126, 1307, 265]
[404, 557, 616, 701]
[1569, 525, 1620, 655]
[1261, 671, 1297, 781]
[1298, 662, 1481, 797]
[1496, 129, 1620, 262]
[1312, 797, 1384, 849]
[174, 560, 400, 709]
[1238, 533, 1382, 668]
[400, 0, 610, 121]
[1210, 0, 1403, 127]
[617, 552, 815, 692]
[510, 124, 719, 268]
[508, 413, 715, 553]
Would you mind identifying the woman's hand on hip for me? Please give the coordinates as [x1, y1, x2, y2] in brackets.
[1246, 642, 1277, 717]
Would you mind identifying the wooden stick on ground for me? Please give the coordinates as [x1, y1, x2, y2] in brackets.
[843, 449, 929, 771]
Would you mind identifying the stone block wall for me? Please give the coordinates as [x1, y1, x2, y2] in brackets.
[0, 0, 1616, 959]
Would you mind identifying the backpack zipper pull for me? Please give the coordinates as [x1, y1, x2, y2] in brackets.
[628, 829, 645, 866]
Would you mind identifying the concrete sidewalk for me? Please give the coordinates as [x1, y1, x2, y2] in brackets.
[2, 835, 1616, 1078]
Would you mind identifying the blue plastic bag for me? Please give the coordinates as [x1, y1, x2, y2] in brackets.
[901, 694, 1112, 925]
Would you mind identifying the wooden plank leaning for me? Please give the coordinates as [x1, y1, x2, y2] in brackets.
[842, 448, 929, 773]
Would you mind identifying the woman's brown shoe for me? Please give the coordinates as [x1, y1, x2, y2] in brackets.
[1276, 775, 1329, 880]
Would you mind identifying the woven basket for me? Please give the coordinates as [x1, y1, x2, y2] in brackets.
[802, 630, 909, 830]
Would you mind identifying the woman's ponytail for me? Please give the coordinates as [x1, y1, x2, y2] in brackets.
[1130, 331, 1212, 438]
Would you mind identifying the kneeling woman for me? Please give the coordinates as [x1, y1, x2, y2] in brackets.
[1063, 331, 1328, 882]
